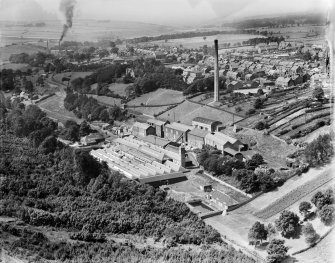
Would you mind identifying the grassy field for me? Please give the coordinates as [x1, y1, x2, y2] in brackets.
[53, 72, 93, 83]
[127, 88, 185, 106]
[108, 83, 132, 97]
[87, 94, 123, 107]
[0, 43, 46, 61]
[36, 92, 82, 124]
[159, 100, 242, 125]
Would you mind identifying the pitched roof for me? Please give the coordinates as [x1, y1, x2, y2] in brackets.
[165, 122, 192, 132]
[133, 122, 151, 130]
[189, 128, 210, 138]
[192, 117, 218, 125]
[205, 132, 239, 145]
[147, 118, 167, 126]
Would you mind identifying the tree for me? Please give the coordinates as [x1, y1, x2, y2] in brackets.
[257, 88, 264, 96]
[267, 223, 277, 240]
[319, 205, 335, 226]
[99, 109, 110, 122]
[311, 189, 334, 210]
[25, 80, 34, 93]
[299, 201, 312, 219]
[251, 153, 264, 166]
[254, 97, 263, 109]
[275, 210, 300, 238]
[302, 223, 318, 244]
[39, 135, 58, 154]
[79, 121, 91, 137]
[312, 87, 324, 101]
[266, 239, 288, 263]
[254, 121, 269, 130]
[111, 47, 119, 54]
[304, 134, 334, 166]
[248, 221, 268, 245]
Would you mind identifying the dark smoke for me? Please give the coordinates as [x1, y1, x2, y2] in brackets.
[59, 0, 76, 42]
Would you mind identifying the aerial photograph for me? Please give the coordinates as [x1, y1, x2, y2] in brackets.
[0, 0, 334, 262]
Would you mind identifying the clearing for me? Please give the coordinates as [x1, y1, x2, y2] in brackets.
[36, 92, 82, 124]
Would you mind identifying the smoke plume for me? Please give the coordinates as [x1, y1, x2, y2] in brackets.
[59, 0, 76, 42]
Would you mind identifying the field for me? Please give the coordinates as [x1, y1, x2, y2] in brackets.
[125, 89, 185, 117]
[0, 43, 46, 62]
[108, 83, 132, 97]
[87, 94, 123, 107]
[159, 100, 242, 125]
[53, 72, 94, 83]
[36, 92, 82, 124]
[127, 89, 185, 106]
[147, 34, 265, 48]
[0, 63, 30, 70]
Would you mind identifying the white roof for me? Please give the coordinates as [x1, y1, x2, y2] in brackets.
[205, 132, 239, 145]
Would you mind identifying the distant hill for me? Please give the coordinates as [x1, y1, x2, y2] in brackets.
[221, 13, 327, 29]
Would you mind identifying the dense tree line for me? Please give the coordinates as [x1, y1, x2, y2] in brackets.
[242, 36, 285, 46]
[64, 92, 125, 122]
[9, 52, 55, 67]
[183, 76, 226, 95]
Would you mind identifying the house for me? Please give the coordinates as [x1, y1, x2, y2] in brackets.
[132, 122, 156, 137]
[204, 132, 244, 156]
[226, 71, 241, 80]
[228, 81, 243, 90]
[188, 128, 209, 149]
[292, 75, 303, 85]
[290, 65, 302, 75]
[164, 122, 193, 143]
[275, 77, 294, 88]
[147, 119, 169, 138]
[81, 133, 105, 146]
[192, 117, 222, 132]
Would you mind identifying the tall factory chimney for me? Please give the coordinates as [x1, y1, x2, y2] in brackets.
[213, 39, 219, 102]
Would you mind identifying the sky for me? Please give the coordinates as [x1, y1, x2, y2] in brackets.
[0, 0, 332, 26]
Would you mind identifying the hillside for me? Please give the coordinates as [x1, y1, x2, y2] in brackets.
[0, 105, 256, 263]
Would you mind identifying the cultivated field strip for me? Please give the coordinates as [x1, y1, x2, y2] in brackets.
[254, 169, 334, 219]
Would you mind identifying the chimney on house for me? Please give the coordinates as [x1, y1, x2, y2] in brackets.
[214, 39, 219, 102]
